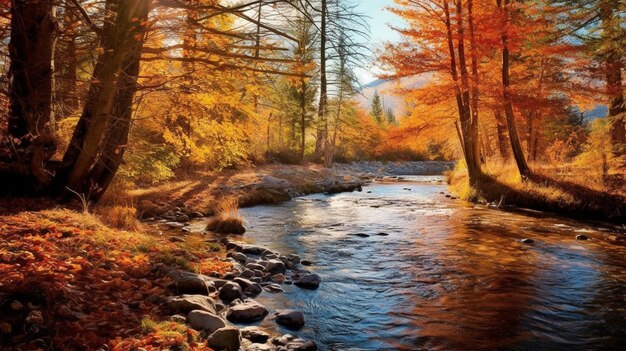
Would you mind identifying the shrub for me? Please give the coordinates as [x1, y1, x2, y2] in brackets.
[205, 197, 245, 234]
[96, 205, 141, 231]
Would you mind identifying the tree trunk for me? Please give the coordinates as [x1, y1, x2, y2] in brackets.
[498, 0, 531, 178]
[8, 0, 57, 187]
[314, 0, 328, 163]
[455, 0, 482, 186]
[494, 109, 510, 160]
[599, 1, 626, 163]
[60, 0, 151, 196]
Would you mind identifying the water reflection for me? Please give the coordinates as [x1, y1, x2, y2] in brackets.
[237, 178, 626, 350]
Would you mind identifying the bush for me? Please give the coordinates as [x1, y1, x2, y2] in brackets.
[265, 149, 302, 164]
[96, 205, 141, 231]
[206, 197, 245, 234]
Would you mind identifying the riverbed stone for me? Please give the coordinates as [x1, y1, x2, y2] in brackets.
[263, 283, 284, 293]
[187, 310, 226, 333]
[220, 282, 244, 303]
[275, 310, 305, 329]
[576, 234, 589, 240]
[265, 259, 287, 274]
[285, 339, 317, 351]
[229, 252, 249, 264]
[246, 263, 265, 271]
[226, 299, 269, 323]
[168, 271, 216, 295]
[206, 326, 241, 351]
[301, 260, 312, 266]
[239, 269, 256, 279]
[271, 273, 285, 283]
[521, 238, 534, 244]
[241, 327, 270, 343]
[166, 295, 216, 314]
[294, 273, 321, 289]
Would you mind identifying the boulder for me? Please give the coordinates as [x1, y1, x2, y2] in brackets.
[294, 274, 321, 290]
[187, 310, 226, 333]
[166, 295, 216, 314]
[239, 269, 255, 279]
[234, 277, 263, 297]
[241, 327, 270, 343]
[168, 271, 216, 295]
[275, 310, 305, 329]
[265, 260, 287, 275]
[226, 300, 269, 323]
[219, 282, 244, 303]
[206, 326, 241, 351]
[246, 263, 265, 271]
[285, 339, 318, 351]
[271, 273, 285, 284]
[229, 252, 248, 264]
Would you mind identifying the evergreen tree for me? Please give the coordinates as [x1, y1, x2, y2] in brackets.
[370, 91, 384, 124]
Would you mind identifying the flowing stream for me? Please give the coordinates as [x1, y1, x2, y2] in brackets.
[234, 176, 626, 350]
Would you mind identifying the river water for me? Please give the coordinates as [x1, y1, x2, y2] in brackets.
[236, 176, 626, 350]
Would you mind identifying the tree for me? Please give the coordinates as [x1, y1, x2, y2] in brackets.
[370, 91, 384, 124]
[386, 107, 397, 125]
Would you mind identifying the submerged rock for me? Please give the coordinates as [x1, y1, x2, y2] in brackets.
[521, 238, 534, 244]
[576, 234, 589, 241]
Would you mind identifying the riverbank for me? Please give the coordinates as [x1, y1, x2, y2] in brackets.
[127, 161, 454, 219]
[448, 163, 626, 224]
[0, 207, 321, 350]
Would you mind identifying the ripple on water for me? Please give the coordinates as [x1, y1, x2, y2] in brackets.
[237, 178, 626, 350]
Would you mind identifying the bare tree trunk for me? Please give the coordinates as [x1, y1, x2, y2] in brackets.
[314, 0, 328, 163]
[8, 0, 57, 187]
[498, 0, 531, 178]
[455, 0, 482, 186]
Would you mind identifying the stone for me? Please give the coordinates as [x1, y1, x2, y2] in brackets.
[166, 295, 216, 314]
[377, 232, 390, 236]
[239, 269, 255, 279]
[271, 273, 285, 284]
[521, 238, 534, 244]
[168, 271, 216, 295]
[265, 259, 287, 275]
[246, 263, 265, 271]
[300, 260, 313, 266]
[351, 233, 370, 238]
[234, 278, 262, 297]
[294, 274, 321, 289]
[226, 300, 269, 323]
[576, 234, 589, 241]
[220, 282, 244, 303]
[241, 245, 266, 255]
[206, 326, 241, 351]
[187, 310, 226, 333]
[229, 252, 249, 264]
[263, 284, 284, 293]
[285, 339, 318, 351]
[165, 222, 186, 229]
[275, 310, 305, 330]
[241, 327, 270, 343]
[272, 334, 295, 346]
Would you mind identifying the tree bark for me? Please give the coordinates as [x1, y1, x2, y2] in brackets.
[8, 0, 57, 187]
[60, 0, 151, 196]
[314, 0, 328, 163]
[498, 0, 531, 178]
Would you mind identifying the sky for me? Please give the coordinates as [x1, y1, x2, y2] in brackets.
[355, 0, 402, 84]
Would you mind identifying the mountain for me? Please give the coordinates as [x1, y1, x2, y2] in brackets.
[356, 76, 429, 115]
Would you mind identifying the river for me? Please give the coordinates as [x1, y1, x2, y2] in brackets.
[234, 176, 626, 350]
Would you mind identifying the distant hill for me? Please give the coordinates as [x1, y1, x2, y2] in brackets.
[356, 76, 428, 116]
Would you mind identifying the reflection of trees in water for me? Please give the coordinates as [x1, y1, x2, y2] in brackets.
[388, 210, 542, 351]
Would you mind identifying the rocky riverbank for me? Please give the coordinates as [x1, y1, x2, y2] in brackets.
[161, 237, 320, 351]
[132, 161, 453, 220]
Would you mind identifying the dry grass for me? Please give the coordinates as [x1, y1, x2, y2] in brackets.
[448, 161, 626, 223]
[205, 196, 246, 234]
[95, 205, 142, 231]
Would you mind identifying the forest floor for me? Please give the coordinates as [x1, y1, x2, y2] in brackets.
[448, 162, 626, 224]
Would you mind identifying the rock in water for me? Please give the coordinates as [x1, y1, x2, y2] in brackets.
[226, 299, 269, 322]
[276, 310, 305, 329]
[521, 238, 534, 244]
[187, 310, 226, 333]
[294, 273, 321, 289]
[206, 326, 241, 351]
[576, 234, 589, 241]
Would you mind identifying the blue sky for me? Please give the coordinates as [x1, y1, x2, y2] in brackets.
[355, 0, 402, 84]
